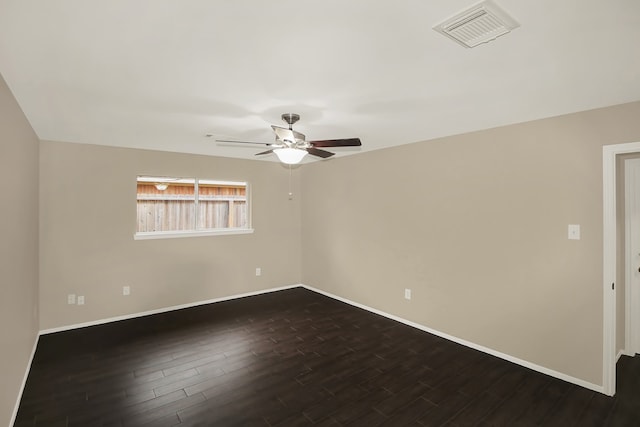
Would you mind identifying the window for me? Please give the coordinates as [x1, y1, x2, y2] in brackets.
[135, 176, 252, 239]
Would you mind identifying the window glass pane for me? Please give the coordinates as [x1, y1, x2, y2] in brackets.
[136, 177, 248, 235]
[197, 182, 247, 229]
[136, 178, 196, 232]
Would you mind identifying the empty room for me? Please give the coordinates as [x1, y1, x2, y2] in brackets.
[2, 1, 640, 426]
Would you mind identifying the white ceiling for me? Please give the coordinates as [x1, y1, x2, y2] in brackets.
[1, 0, 639, 162]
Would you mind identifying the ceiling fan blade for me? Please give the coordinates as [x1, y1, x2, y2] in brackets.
[272, 126, 306, 142]
[255, 149, 274, 156]
[215, 139, 272, 146]
[309, 138, 362, 147]
[272, 126, 293, 142]
[306, 147, 335, 159]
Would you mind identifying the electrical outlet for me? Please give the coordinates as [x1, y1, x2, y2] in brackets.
[404, 289, 412, 300]
[67, 294, 76, 305]
[256, 267, 261, 276]
[568, 224, 581, 240]
[123, 286, 130, 296]
[77, 296, 85, 305]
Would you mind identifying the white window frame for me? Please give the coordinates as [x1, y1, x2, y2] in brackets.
[134, 176, 254, 240]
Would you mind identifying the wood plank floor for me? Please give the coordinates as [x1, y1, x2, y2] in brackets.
[14, 288, 640, 426]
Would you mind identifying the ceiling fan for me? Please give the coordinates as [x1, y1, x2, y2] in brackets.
[216, 113, 362, 164]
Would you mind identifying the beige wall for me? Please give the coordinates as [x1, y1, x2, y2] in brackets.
[301, 101, 640, 387]
[0, 74, 39, 426]
[39, 141, 301, 330]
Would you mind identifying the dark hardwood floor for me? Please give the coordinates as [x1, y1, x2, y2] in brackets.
[13, 288, 640, 426]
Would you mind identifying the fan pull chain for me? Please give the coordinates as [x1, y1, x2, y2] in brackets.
[288, 165, 293, 200]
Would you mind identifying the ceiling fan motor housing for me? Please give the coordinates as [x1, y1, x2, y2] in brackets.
[281, 113, 300, 127]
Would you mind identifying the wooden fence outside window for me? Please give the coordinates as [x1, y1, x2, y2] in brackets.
[136, 182, 248, 232]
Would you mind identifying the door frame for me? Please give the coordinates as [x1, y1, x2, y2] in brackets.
[603, 141, 640, 396]
[625, 158, 640, 356]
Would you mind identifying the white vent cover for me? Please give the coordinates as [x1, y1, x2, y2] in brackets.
[433, 0, 519, 48]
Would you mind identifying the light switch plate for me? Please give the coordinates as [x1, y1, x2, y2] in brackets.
[568, 224, 581, 240]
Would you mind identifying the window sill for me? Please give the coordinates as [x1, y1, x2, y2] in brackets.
[134, 228, 254, 240]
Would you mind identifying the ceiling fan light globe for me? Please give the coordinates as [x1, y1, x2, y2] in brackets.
[274, 148, 307, 164]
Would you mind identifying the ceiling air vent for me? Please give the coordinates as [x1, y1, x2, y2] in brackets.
[433, 0, 519, 48]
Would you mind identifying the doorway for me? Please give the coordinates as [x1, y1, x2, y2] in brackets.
[625, 158, 640, 356]
[603, 142, 640, 397]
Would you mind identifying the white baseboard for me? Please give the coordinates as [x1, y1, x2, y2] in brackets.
[301, 284, 605, 395]
[40, 284, 301, 335]
[10, 333, 40, 427]
[34, 283, 604, 397]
